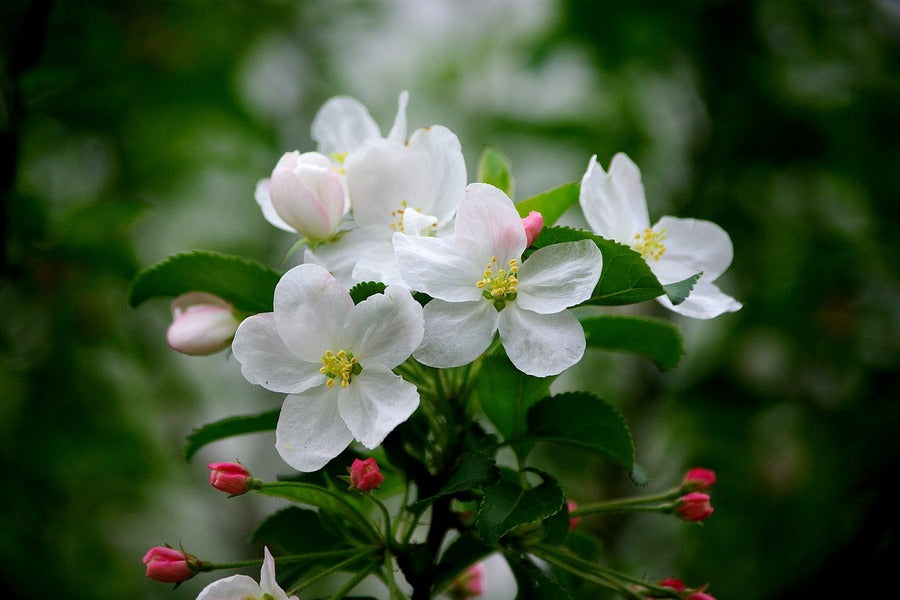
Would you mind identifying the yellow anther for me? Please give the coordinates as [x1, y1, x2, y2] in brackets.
[320, 349, 361, 388]
[475, 256, 519, 309]
[632, 227, 667, 261]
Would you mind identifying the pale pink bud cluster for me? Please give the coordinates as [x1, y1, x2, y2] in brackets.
[269, 151, 345, 241]
[449, 563, 485, 599]
[349, 457, 384, 491]
[166, 292, 240, 356]
[676, 492, 714, 522]
[681, 468, 716, 492]
[142, 546, 200, 583]
[521, 210, 544, 247]
[208, 461, 252, 496]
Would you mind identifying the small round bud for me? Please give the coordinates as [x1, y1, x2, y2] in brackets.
[349, 457, 384, 491]
[142, 546, 198, 583]
[208, 462, 252, 496]
[682, 467, 716, 492]
[676, 492, 714, 522]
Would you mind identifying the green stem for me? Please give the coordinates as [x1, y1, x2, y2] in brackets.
[289, 547, 381, 594]
[327, 562, 377, 600]
[369, 494, 395, 545]
[571, 488, 681, 517]
[203, 548, 374, 572]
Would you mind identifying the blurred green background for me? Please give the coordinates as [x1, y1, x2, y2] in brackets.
[2, 1, 897, 598]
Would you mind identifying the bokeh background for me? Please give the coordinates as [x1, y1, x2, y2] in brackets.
[2, 0, 898, 598]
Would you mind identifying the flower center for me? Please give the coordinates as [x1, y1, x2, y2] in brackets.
[476, 256, 519, 310]
[632, 227, 667, 261]
[390, 201, 409, 232]
[320, 349, 362, 388]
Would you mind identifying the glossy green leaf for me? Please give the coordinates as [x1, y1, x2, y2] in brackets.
[525, 392, 634, 472]
[662, 271, 702, 305]
[581, 315, 684, 370]
[128, 250, 281, 314]
[475, 353, 554, 459]
[256, 482, 377, 541]
[251, 506, 342, 553]
[409, 451, 498, 513]
[349, 281, 387, 305]
[184, 408, 279, 461]
[514, 182, 580, 226]
[531, 226, 665, 305]
[506, 553, 572, 600]
[478, 146, 515, 199]
[476, 469, 565, 545]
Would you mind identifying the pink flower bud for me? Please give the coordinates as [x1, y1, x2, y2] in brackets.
[166, 292, 240, 356]
[658, 577, 686, 591]
[687, 592, 716, 600]
[522, 210, 544, 247]
[269, 151, 346, 241]
[676, 492, 714, 522]
[566, 500, 581, 531]
[208, 461, 252, 496]
[349, 457, 384, 491]
[449, 563, 485, 599]
[682, 467, 716, 492]
[142, 546, 198, 583]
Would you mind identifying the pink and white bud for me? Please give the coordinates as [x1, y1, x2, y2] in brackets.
[682, 467, 716, 492]
[566, 500, 581, 531]
[449, 563, 485, 599]
[676, 492, 714, 522]
[166, 292, 240, 356]
[658, 577, 686, 591]
[522, 210, 544, 247]
[349, 457, 384, 491]
[208, 461, 252, 496]
[142, 546, 199, 583]
[268, 151, 346, 241]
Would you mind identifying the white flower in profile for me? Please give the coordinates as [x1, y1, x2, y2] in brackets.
[196, 547, 297, 600]
[394, 183, 602, 377]
[231, 263, 424, 472]
[579, 153, 742, 319]
[312, 90, 409, 159]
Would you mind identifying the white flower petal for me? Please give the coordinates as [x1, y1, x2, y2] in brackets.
[654, 216, 734, 282]
[404, 126, 466, 226]
[273, 264, 353, 362]
[255, 178, 296, 233]
[306, 225, 388, 288]
[656, 279, 742, 319]
[259, 547, 293, 600]
[339, 368, 420, 449]
[196, 575, 262, 600]
[276, 385, 354, 472]
[311, 96, 381, 157]
[232, 314, 324, 393]
[386, 90, 410, 143]
[351, 239, 401, 286]
[393, 233, 483, 302]
[414, 299, 499, 368]
[341, 285, 424, 369]
[498, 307, 585, 377]
[454, 183, 526, 262]
[579, 153, 651, 244]
[517, 240, 602, 314]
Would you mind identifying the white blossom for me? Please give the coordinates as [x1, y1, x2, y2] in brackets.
[196, 547, 297, 600]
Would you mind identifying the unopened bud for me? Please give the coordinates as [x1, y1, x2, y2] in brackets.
[687, 592, 716, 600]
[208, 461, 252, 496]
[449, 563, 485, 599]
[142, 546, 200, 583]
[658, 577, 686, 591]
[349, 457, 384, 491]
[682, 468, 716, 492]
[522, 211, 543, 247]
[268, 151, 346, 241]
[566, 500, 581, 531]
[676, 492, 714, 522]
[166, 292, 240, 356]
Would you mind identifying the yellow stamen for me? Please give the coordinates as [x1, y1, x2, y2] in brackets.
[632, 227, 667, 261]
[475, 256, 519, 309]
[320, 349, 361, 388]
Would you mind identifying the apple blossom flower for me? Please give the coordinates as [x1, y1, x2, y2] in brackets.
[682, 467, 716, 492]
[142, 546, 200, 583]
[312, 90, 409, 159]
[231, 263, 424, 472]
[166, 292, 240, 356]
[394, 183, 602, 377]
[448, 563, 485, 599]
[348, 457, 384, 491]
[579, 153, 742, 319]
[308, 123, 466, 287]
[196, 547, 298, 600]
[676, 492, 714, 522]
[266, 151, 346, 242]
[208, 462, 253, 496]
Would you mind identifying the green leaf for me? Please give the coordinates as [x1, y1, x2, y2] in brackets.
[514, 182, 579, 226]
[525, 392, 634, 472]
[184, 408, 279, 461]
[409, 451, 498, 513]
[256, 483, 377, 542]
[478, 147, 515, 199]
[580, 315, 684, 370]
[128, 250, 281, 314]
[475, 353, 554, 459]
[476, 469, 565, 546]
[663, 271, 702, 305]
[531, 227, 665, 305]
[506, 553, 572, 600]
[433, 534, 494, 594]
[349, 281, 387, 305]
[251, 506, 342, 554]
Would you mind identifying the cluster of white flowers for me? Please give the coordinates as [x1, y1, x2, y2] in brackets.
[233, 92, 740, 472]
